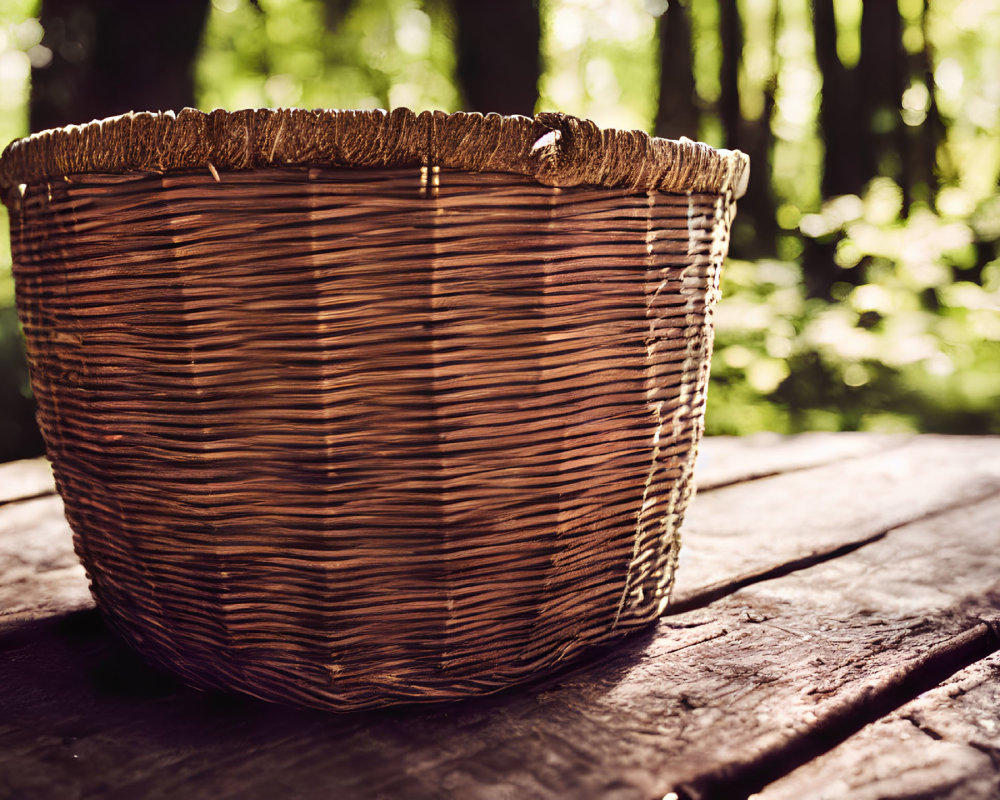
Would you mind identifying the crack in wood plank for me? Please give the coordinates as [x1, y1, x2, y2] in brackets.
[756, 650, 1000, 799]
[670, 620, 1000, 800]
[901, 713, 945, 741]
[0, 489, 58, 509]
[693, 433, 910, 492]
[668, 484, 1000, 615]
[694, 437, 914, 494]
[0, 458, 56, 506]
[667, 530, 890, 615]
[675, 436, 1000, 603]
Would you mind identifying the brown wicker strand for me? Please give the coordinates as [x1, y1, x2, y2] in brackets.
[0, 108, 749, 202]
[1, 110, 743, 711]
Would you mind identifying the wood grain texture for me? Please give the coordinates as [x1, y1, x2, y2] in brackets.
[666, 489, 1000, 799]
[0, 494, 88, 624]
[757, 652, 1000, 800]
[693, 430, 906, 490]
[675, 434, 1000, 600]
[0, 456, 54, 505]
[1, 435, 998, 799]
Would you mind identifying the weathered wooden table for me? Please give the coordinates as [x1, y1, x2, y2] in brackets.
[2, 433, 999, 799]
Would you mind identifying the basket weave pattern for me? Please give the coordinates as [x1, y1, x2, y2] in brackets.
[2, 109, 745, 710]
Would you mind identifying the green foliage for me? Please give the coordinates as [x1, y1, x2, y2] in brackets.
[196, 0, 459, 111]
[703, 0, 1000, 435]
[0, 1, 42, 459]
[708, 179, 1000, 435]
[0, 0, 40, 283]
[538, 0, 659, 129]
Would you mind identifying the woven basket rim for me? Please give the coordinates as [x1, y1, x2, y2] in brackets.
[0, 107, 749, 200]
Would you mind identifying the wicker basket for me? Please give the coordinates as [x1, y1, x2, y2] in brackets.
[0, 108, 747, 711]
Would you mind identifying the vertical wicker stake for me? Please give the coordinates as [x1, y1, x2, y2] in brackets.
[0, 108, 747, 712]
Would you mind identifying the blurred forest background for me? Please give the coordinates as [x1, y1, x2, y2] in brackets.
[1, 0, 998, 461]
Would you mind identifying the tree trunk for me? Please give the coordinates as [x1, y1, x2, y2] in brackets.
[858, 0, 905, 201]
[30, 0, 210, 133]
[811, 0, 862, 198]
[913, 0, 943, 210]
[317, 0, 358, 31]
[450, 0, 540, 116]
[655, 0, 699, 140]
[718, 0, 743, 152]
[715, 0, 779, 258]
[806, 0, 863, 298]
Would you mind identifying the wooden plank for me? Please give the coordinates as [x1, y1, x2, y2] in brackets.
[694, 431, 906, 491]
[2, 606, 993, 800]
[674, 434, 1000, 599]
[661, 487, 1000, 798]
[756, 651, 1000, 800]
[0, 494, 90, 624]
[0, 439, 998, 799]
[0, 456, 55, 506]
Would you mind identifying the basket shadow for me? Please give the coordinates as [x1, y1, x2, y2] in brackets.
[1, 607, 659, 796]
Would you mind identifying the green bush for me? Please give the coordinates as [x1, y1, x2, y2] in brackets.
[708, 179, 1000, 435]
